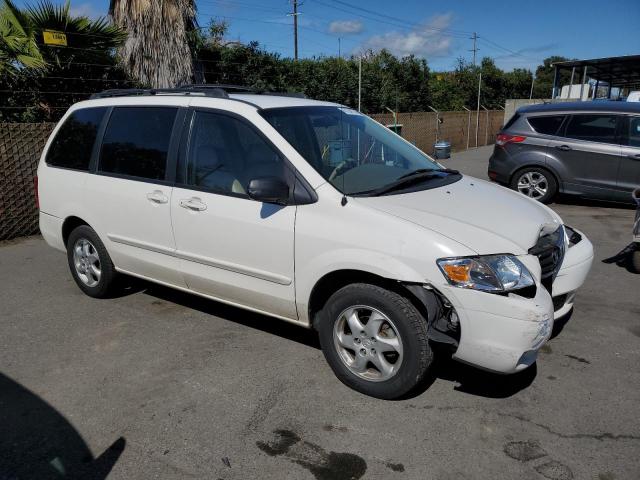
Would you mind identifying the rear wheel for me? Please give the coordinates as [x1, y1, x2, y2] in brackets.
[317, 283, 432, 399]
[631, 249, 640, 273]
[66, 225, 118, 298]
[511, 167, 557, 204]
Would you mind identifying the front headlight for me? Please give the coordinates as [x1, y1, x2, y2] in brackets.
[437, 255, 535, 292]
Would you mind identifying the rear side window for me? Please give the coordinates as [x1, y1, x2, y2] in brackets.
[527, 115, 565, 135]
[563, 114, 618, 144]
[99, 107, 178, 180]
[46, 107, 107, 170]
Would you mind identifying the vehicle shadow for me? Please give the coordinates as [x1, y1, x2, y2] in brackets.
[142, 282, 321, 349]
[0, 372, 125, 479]
[139, 281, 536, 399]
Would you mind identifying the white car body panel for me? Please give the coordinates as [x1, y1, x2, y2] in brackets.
[37, 94, 594, 375]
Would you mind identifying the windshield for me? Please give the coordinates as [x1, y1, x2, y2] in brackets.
[260, 106, 445, 195]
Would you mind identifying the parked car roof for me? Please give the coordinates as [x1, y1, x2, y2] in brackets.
[518, 101, 640, 115]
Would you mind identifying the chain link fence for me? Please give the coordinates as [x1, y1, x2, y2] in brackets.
[0, 123, 55, 241]
[0, 111, 503, 241]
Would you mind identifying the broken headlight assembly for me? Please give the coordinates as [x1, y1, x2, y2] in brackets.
[436, 254, 535, 293]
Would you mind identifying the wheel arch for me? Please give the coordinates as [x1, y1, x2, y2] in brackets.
[62, 216, 92, 248]
[307, 269, 435, 332]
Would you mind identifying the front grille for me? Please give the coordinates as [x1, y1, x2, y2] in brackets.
[529, 226, 565, 293]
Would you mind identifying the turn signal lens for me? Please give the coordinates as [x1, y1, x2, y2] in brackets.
[442, 263, 471, 283]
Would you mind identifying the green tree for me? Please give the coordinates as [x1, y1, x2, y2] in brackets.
[532, 56, 571, 98]
[0, 0, 46, 75]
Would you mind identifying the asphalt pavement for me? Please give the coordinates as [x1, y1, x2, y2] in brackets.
[1, 145, 639, 479]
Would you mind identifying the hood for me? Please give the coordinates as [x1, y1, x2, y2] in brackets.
[356, 175, 561, 255]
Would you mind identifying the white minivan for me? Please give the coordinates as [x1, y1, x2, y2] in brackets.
[37, 86, 594, 399]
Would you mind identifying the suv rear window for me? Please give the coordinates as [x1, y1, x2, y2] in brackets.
[46, 107, 107, 170]
[502, 113, 520, 131]
[99, 107, 178, 180]
[527, 115, 564, 135]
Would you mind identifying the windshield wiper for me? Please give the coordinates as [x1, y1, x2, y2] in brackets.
[368, 168, 460, 196]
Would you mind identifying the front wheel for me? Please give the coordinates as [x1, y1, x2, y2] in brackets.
[317, 283, 432, 399]
[511, 167, 557, 204]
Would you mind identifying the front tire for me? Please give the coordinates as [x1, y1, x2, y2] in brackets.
[66, 225, 118, 298]
[511, 167, 557, 204]
[317, 283, 432, 399]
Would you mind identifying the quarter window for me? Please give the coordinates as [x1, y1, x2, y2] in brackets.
[179, 111, 287, 197]
[99, 107, 178, 180]
[527, 115, 565, 135]
[46, 107, 107, 170]
[564, 114, 619, 144]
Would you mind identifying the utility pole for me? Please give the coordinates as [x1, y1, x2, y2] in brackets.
[469, 32, 479, 66]
[358, 55, 362, 111]
[338, 37, 341, 58]
[292, 0, 299, 61]
[475, 71, 482, 148]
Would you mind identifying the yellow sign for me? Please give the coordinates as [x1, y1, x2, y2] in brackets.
[43, 30, 67, 46]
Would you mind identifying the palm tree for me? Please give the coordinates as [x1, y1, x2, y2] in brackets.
[0, 0, 46, 76]
[109, 0, 197, 88]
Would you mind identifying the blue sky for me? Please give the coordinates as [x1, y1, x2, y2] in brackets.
[16, 0, 640, 71]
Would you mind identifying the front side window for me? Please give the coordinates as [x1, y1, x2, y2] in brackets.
[178, 110, 287, 196]
[99, 107, 178, 180]
[624, 116, 640, 147]
[527, 115, 565, 135]
[261, 106, 450, 195]
[563, 114, 619, 144]
[46, 107, 107, 170]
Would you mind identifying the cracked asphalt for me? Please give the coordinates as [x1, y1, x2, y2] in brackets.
[1, 146, 639, 479]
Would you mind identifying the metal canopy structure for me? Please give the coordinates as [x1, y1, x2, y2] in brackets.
[551, 54, 640, 99]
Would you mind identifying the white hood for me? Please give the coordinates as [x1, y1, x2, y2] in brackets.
[357, 175, 562, 255]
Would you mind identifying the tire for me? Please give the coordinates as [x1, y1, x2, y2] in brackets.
[317, 283, 432, 399]
[631, 249, 640, 274]
[510, 167, 558, 204]
[66, 225, 118, 298]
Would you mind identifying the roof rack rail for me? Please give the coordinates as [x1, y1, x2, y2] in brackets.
[180, 84, 307, 98]
[90, 86, 229, 99]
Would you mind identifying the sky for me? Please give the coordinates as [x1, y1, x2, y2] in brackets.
[15, 0, 640, 71]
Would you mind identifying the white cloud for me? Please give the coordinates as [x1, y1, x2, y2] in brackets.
[329, 20, 364, 35]
[69, 2, 102, 19]
[359, 13, 454, 58]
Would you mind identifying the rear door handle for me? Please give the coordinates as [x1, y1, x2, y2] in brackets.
[179, 197, 207, 211]
[555, 145, 572, 151]
[146, 190, 168, 204]
[628, 154, 640, 161]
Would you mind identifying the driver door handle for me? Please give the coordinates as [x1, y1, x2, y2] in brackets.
[179, 197, 207, 211]
[555, 144, 572, 151]
[146, 190, 168, 204]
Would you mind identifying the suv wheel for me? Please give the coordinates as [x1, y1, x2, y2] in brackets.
[511, 167, 557, 204]
[66, 225, 118, 298]
[317, 283, 432, 399]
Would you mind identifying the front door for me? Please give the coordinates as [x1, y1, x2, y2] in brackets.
[549, 113, 622, 199]
[170, 109, 297, 320]
[617, 115, 640, 202]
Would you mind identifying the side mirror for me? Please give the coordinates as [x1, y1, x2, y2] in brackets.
[247, 177, 290, 205]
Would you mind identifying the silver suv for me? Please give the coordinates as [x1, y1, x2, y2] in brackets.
[488, 101, 640, 203]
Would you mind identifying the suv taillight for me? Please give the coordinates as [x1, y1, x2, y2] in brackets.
[34, 176, 39, 210]
[496, 133, 526, 146]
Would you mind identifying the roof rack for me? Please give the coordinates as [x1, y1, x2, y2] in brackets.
[90, 84, 307, 100]
[180, 84, 307, 98]
[90, 86, 229, 99]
